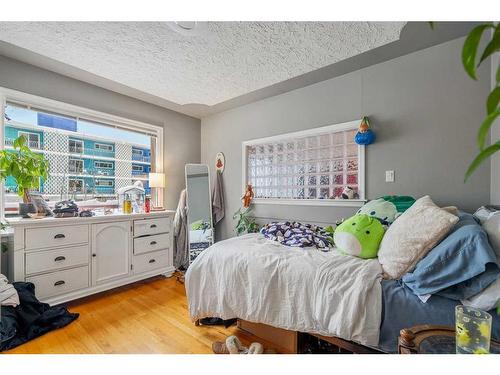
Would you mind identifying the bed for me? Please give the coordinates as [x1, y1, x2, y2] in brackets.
[185, 233, 500, 353]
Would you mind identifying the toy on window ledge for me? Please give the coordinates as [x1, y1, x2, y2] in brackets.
[354, 116, 375, 146]
[242, 184, 254, 208]
[334, 186, 357, 200]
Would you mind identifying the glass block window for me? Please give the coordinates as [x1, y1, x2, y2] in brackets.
[243, 121, 364, 201]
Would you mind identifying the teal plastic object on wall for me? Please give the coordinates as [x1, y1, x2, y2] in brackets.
[355, 116, 375, 145]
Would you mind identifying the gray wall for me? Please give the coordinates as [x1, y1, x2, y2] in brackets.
[201, 37, 492, 240]
[491, 52, 500, 205]
[0, 55, 201, 210]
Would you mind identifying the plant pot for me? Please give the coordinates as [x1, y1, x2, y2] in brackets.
[19, 202, 36, 218]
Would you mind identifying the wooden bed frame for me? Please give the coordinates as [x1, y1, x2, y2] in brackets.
[196, 318, 383, 354]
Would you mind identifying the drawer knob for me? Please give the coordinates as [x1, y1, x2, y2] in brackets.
[54, 280, 65, 286]
[54, 234, 66, 239]
[150, 224, 157, 229]
[149, 259, 156, 264]
[150, 241, 157, 245]
[92, 253, 96, 257]
[54, 256, 66, 262]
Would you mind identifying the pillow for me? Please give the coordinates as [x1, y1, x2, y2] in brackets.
[378, 196, 459, 279]
[334, 214, 385, 259]
[483, 213, 500, 259]
[461, 279, 500, 311]
[402, 212, 500, 300]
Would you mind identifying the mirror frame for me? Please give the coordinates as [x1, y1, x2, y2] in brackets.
[184, 163, 214, 265]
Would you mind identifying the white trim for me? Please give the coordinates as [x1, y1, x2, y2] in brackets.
[6, 120, 151, 150]
[241, 119, 365, 206]
[252, 198, 366, 207]
[2, 88, 160, 136]
[0, 93, 5, 222]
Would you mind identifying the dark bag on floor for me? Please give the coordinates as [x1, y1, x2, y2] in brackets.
[0, 282, 79, 352]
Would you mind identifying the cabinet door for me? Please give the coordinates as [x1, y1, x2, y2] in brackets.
[92, 221, 131, 285]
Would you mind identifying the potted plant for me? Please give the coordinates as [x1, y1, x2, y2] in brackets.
[0, 135, 49, 217]
[233, 207, 260, 236]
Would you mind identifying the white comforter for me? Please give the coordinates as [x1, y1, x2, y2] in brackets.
[186, 233, 384, 346]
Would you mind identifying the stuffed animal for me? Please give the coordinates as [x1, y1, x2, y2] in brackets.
[334, 214, 385, 259]
[356, 196, 416, 225]
[340, 186, 356, 199]
[354, 116, 376, 146]
[242, 184, 254, 208]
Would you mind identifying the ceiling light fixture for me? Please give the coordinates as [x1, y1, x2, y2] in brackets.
[166, 21, 207, 36]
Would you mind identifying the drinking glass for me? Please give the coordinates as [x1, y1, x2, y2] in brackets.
[455, 305, 492, 354]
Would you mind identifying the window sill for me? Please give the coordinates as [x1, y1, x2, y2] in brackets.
[251, 198, 366, 207]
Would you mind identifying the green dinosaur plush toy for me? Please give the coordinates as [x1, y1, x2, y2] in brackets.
[334, 214, 386, 259]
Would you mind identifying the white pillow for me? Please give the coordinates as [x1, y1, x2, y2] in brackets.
[378, 196, 459, 279]
[462, 278, 500, 311]
[483, 213, 500, 260]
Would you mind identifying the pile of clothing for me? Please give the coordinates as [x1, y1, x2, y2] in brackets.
[260, 221, 334, 249]
[0, 274, 79, 352]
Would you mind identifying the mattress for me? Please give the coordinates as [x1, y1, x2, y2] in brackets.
[379, 280, 500, 353]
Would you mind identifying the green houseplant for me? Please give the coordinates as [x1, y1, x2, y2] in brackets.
[430, 22, 499, 180]
[233, 207, 260, 236]
[0, 135, 49, 215]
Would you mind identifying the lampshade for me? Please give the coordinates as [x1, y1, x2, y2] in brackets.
[149, 172, 165, 188]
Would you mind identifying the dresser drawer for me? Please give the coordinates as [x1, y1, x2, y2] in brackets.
[134, 217, 170, 237]
[133, 249, 169, 274]
[25, 245, 89, 276]
[25, 225, 89, 250]
[26, 266, 89, 300]
[133, 233, 170, 255]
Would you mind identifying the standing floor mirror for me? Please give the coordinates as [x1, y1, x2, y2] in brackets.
[185, 164, 214, 264]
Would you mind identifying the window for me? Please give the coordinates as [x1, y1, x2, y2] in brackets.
[68, 179, 84, 193]
[94, 143, 113, 152]
[95, 179, 114, 187]
[132, 149, 143, 156]
[94, 161, 114, 169]
[18, 131, 40, 149]
[2, 90, 163, 217]
[242, 120, 365, 205]
[68, 158, 84, 174]
[68, 139, 83, 153]
[132, 165, 143, 172]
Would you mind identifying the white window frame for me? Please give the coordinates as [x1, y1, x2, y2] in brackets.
[94, 142, 114, 152]
[241, 120, 366, 207]
[0, 87, 165, 216]
[68, 158, 84, 174]
[68, 139, 84, 154]
[68, 178, 84, 193]
[18, 131, 40, 149]
[95, 179, 114, 187]
[94, 161, 114, 169]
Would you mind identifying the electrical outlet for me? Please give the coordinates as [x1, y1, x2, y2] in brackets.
[385, 170, 395, 183]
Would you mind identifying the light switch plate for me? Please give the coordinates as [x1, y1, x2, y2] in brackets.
[385, 170, 395, 183]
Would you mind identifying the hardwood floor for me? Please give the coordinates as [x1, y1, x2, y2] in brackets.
[5, 276, 263, 354]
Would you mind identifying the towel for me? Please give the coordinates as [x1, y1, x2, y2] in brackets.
[173, 189, 189, 270]
[212, 170, 225, 225]
[0, 274, 19, 307]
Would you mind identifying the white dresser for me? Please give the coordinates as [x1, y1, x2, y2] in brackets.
[6, 211, 175, 305]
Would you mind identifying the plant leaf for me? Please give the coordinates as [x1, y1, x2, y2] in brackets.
[465, 141, 500, 181]
[479, 25, 500, 64]
[477, 109, 500, 150]
[462, 23, 494, 80]
[487, 86, 500, 114]
[497, 64, 500, 83]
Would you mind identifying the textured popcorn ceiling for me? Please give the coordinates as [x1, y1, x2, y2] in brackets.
[0, 22, 405, 107]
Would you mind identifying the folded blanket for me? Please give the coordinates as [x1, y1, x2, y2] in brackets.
[260, 221, 334, 249]
[0, 274, 19, 307]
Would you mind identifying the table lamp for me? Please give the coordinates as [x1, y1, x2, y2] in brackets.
[149, 172, 165, 211]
